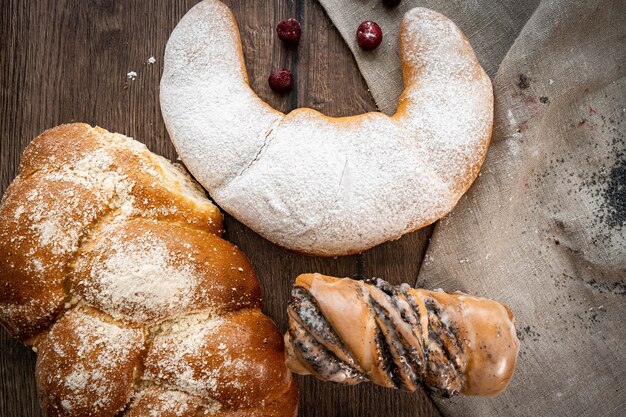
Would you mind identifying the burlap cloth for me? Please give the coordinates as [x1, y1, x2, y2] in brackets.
[317, 0, 626, 415]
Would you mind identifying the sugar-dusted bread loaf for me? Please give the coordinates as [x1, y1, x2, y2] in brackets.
[0, 124, 298, 416]
[161, 0, 493, 256]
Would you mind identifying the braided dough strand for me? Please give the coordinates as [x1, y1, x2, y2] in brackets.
[160, 1, 493, 256]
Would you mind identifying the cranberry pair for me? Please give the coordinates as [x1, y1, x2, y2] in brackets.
[268, 19, 300, 93]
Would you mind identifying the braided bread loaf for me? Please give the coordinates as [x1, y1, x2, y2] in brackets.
[285, 274, 518, 397]
[0, 124, 298, 416]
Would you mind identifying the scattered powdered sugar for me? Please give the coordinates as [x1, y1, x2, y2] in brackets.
[82, 231, 198, 323]
[102, 130, 151, 154]
[127, 71, 137, 80]
[143, 315, 267, 402]
[147, 56, 156, 64]
[149, 310, 218, 336]
[40, 310, 143, 414]
[161, 0, 283, 192]
[145, 316, 227, 396]
[50, 148, 136, 209]
[23, 148, 136, 257]
[69, 311, 141, 361]
[0, 297, 58, 335]
[132, 388, 221, 416]
[31, 218, 81, 256]
[26, 189, 39, 201]
[65, 364, 89, 391]
[13, 205, 24, 220]
[1, 123, 222, 334]
[19, 185, 97, 257]
[60, 399, 73, 411]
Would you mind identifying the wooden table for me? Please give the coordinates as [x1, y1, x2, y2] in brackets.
[0, 1, 440, 416]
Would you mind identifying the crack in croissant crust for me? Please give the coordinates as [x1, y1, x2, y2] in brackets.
[0, 123, 298, 417]
[285, 274, 519, 397]
[160, 0, 494, 256]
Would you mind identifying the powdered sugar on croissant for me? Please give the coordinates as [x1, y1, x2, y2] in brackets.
[160, 0, 493, 256]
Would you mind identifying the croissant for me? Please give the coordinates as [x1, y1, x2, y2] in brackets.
[161, 1, 493, 256]
[285, 274, 519, 397]
[0, 124, 298, 417]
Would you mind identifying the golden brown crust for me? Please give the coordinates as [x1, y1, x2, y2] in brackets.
[213, 381, 299, 417]
[144, 309, 293, 410]
[72, 218, 261, 324]
[125, 381, 298, 417]
[19, 123, 223, 233]
[125, 388, 206, 417]
[0, 123, 297, 416]
[0, 123, 223, 340]
[0, 170, 109, 339]
[35, 308, 144, 417]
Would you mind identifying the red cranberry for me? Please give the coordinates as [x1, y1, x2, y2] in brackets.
[276, 18, 301, 45]
[268, 68, 293, 93]
[382, 0, 401, 7]
[356, 21, 382, 51]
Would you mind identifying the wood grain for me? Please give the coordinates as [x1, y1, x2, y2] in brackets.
[0, 1, 439, 416]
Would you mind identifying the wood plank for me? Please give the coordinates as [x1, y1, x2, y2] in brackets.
[0, 1, 438, 416]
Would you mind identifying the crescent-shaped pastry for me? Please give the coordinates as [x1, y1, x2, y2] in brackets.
[161, 0, 493, 256]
